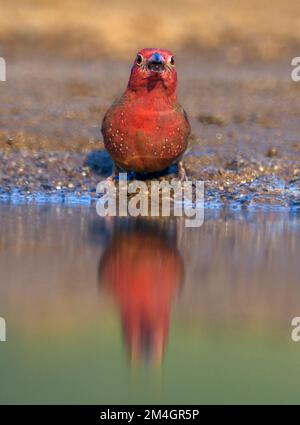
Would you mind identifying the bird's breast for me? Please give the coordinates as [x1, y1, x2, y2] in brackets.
[102, 98, 190, 173]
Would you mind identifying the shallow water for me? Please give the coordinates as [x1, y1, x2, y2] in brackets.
[0, 204, 300, 404]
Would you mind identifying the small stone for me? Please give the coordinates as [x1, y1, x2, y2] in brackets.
[267, 146, 278, 157]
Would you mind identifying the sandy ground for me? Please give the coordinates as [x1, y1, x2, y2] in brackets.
[0, 1, 300, 208]
[0, 56, 300, 208]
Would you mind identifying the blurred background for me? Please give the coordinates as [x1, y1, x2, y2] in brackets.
[1, 0, 300, 61]
[1, 0, 300, 203]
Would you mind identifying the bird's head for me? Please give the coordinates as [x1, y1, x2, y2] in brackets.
[127, 48, 177, 96]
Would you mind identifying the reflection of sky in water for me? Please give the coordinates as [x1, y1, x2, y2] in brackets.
[0, 205, 300, 403]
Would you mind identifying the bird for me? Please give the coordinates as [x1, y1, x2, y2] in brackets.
[101, 48, 191, 181]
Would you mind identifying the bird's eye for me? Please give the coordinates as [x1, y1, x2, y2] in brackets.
[170, 56, 175, 66]
[136, 54, 143, 66]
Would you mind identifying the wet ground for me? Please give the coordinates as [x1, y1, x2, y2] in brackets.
[0, 205, 300, 404]
[0, 57, 300, 209]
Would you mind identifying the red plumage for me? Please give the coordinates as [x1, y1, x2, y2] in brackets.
[101, 48, 190, 174]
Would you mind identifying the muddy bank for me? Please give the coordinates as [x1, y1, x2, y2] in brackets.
[0, 57, 299, 209]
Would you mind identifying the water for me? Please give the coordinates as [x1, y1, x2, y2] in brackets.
[0, 204, 300, 404]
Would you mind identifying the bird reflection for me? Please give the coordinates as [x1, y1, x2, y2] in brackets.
[98, 219, 184, 366]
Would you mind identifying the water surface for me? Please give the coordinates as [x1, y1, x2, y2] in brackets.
[0, 204, 300, 403]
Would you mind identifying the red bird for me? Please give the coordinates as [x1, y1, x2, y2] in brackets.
[101, 48, 191, 180]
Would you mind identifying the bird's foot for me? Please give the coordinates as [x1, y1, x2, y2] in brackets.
[104, 164, 120, 185]
[105, 175, 116, 185]
[178, 161, 187, 182]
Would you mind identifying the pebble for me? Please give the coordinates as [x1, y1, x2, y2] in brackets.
[0, 134, 299, 210]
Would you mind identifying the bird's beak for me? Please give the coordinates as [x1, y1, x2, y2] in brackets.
[147, 53, 165, 74]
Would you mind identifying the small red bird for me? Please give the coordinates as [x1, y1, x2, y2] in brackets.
[101, 48, 191, 180]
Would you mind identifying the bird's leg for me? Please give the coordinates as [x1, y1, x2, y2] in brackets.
[106, 163, 119, 184]
[178, 161, 187, 182]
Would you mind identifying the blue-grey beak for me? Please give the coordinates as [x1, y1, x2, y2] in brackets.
[147, 53, 165, 73]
